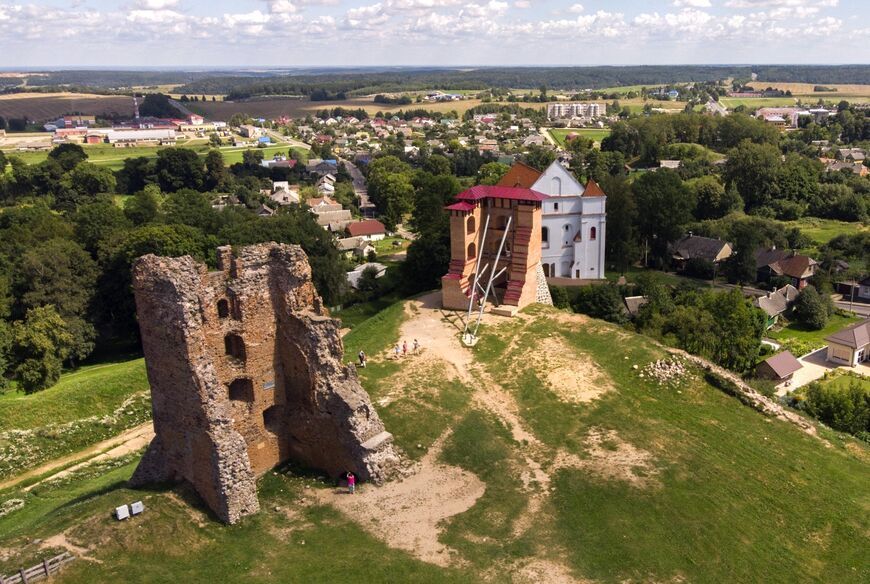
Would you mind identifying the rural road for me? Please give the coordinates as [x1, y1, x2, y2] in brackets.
[0, 422, 154, 492]
[834, 300, 870, 317]
[340, 157, 376, 216]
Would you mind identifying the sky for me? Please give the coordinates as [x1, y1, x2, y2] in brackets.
[0, 0, 868, 67]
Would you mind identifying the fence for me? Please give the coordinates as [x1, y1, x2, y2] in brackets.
[0, 552, 75, 584]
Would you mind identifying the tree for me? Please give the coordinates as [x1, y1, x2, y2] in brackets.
[117, 156, 155, 194]
[124, 185, 162, 225]
[242, 149, 264, 168]
[154, 148, 205, 192]
[209, 133, 222, 147]
[632, 169, 694, 267]
[66, 162, 116, 199]
[17, 238, 99, 363]
[600, 176, 638, 273]
[47, 143, 87, 171]
[12, 305, 74, 393]
[725, 218, 766, 284]
[356, 265, 381, 300]
[73, 198, 131, 254]
[724, 140, 780, 210]
[422, 154, 452, 176]
[521, 145, 556, 171]
[476, 162, 510, 185]
[793, 285, 828, 330]
[204, 149, 230, 191]
[0, 150, 7, 171]
[689, 175, 742, 220]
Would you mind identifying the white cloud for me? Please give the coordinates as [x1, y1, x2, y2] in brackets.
[568, 3, 584, 14]
[514, 0, 530, 7]
[673, 0, 711, 7]
[267, 0, 298, 14]
[135, 0, 180, 8]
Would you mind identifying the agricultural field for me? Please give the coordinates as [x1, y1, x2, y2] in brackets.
[719, 96, 799, 109]
[188, 96, 492, 120]
[747, 82, 870, 98]
[0, 93, 134, 122]
[1, 298, 868, 583]
[547, 127, 611, 147]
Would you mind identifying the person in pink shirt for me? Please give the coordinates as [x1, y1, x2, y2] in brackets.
[402, 340, 408, 356]
[346, 472, 356, 494]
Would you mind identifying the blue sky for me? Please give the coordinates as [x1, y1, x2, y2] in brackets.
[0, 0, 867, 67]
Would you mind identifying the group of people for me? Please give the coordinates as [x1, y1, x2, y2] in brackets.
[356, 338, 421, 369]
[393, 339, 420, 359]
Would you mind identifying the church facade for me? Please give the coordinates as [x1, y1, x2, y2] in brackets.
[499, 161, 607, 280]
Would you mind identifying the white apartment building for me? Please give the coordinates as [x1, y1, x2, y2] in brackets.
[547, 102, 607, 120]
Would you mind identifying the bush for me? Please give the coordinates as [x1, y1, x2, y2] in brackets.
[549, 285, 570, 309]
[802, 378, 870, 438]
[570, 284, 627, 324]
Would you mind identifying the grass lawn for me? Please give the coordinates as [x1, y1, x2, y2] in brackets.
[811, 370, 870, 394]
[769, 313, 862, 357]
[784, 217, 869, 248]
[0, 358, 150, 478]
[0, 302, 867, 582]
[4, 142, 306, 171]
[547, 127, 611, 147]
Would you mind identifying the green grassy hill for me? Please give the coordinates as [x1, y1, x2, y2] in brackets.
[0, 301, 867, 583]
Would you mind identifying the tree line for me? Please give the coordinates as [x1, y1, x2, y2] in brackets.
[0, 144, 348, 393]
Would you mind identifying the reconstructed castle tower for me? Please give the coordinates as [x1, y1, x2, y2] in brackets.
[130, 243, 397, 524]
[441, 185, 550, 313]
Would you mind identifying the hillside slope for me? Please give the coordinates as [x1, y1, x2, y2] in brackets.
[1, 296, 867, 583]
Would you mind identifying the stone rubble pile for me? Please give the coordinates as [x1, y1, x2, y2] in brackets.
[640, 358, 687, 386]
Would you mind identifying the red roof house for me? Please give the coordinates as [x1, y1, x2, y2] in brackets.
[346, 219, 387, 240]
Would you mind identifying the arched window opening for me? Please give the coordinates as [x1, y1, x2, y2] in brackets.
[217, 299, 230, 319]
[496, 215, 509, 230]
[263, 405, 282, 434]
[590, 226, 597, 241]
[541, 226, 549, 249]
[467, 216, 475, 234]
[467, 242, 476, 259]
[552, 176, 562, 195]
[228, 378, 254, 402]
[224, 333, 246, 361]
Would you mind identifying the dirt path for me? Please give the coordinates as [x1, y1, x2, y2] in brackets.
[316, 430, 485, 567]
[0, 423, 154, 492]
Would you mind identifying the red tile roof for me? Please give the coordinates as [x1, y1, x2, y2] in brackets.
[445, 202, 476, 212]
[582, 179, 606, 197]
[496, 161, 542, 188]
[347, 219, 386, 237]
[455, 185, 549, 203]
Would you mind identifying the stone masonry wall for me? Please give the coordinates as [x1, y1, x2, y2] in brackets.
[130, 243, 398, 524]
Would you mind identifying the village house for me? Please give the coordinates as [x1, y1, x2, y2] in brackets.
[825, 318, 870, 367]
[238, 125, 263, 138]
[755, 248, 818, 289]
[756, 351, 803, 386]
[346, 219, 387, 241]
[754, 284, 799, 329]
[337, 236, 375, 260]
[269, 182, 300, 206]
[671, 234, 733, 271]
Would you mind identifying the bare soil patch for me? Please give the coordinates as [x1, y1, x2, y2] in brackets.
[315, 432, 485, 567]
[531, 337, 615, 405]
[555, 428, 661, 489]
[0, 92, 133, 121]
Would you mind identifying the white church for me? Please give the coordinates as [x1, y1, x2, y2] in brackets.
[499, 161, 607, 280]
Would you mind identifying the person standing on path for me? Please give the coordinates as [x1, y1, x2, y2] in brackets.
[413, 339, 420, 354]
[358, 350, 367, 368]
[347, 472, 356, 494]
[394, 343, 401, 359]
[402, 340, 408, 356]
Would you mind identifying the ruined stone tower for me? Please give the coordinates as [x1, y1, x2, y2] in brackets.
[130, 243, 398, 524]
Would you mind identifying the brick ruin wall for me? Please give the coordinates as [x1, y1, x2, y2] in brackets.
[129, 243, 398, 524]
